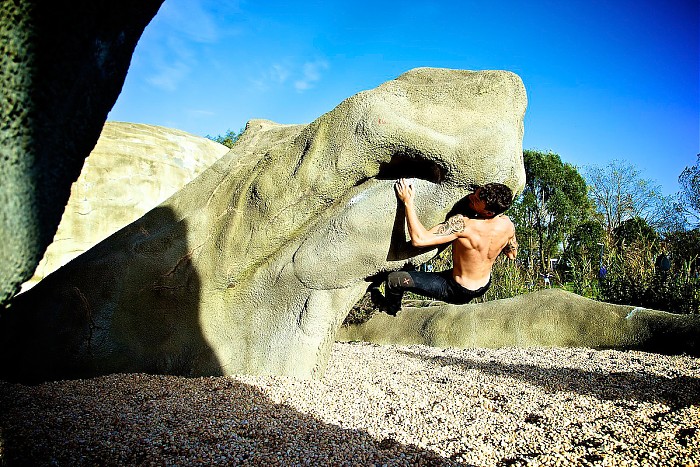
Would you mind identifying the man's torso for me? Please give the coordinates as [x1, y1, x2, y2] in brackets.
[451, 215, 514, 290]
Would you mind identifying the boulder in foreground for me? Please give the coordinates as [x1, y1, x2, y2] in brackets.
[0, 68, 527, 382]
[337, 289, 700, 355]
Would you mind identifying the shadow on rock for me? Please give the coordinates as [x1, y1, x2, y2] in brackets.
[0, 207, 222, 383]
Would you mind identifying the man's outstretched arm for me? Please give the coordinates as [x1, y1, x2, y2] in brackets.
[395, 178, 462, 247]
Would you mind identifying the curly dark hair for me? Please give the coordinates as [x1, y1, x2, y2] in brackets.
[470, 183, 514, 216]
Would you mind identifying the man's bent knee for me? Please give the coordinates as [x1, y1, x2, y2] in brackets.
[387, 271, 414, 291]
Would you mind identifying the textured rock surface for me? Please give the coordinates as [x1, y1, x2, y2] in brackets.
[337, 289, 700, 355]
[21, 122, 229, 291]
[0, 0, 164, 304]
[0, 68, 527, 382]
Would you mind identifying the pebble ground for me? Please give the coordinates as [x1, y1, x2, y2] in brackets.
[1, 342, 698, 466]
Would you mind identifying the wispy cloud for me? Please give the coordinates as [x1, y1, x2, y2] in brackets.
[138, 0, 239, 92]
[250, 63, 289, 91]
[270, 64, 290, 84]
[157, 0, 223, 44]
[250, 59, 329, 92]
[146, 61, 191, 92]
[294, 60, 329, 91]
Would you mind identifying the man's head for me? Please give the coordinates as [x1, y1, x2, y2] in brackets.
[467, 183, 514, 218]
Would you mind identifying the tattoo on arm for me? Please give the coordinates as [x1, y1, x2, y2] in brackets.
[435, 215, 465, 236]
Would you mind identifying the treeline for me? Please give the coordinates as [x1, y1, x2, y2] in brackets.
[206, 128, 244, 148]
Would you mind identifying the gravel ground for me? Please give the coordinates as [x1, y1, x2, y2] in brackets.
[1, 342, 699, 466]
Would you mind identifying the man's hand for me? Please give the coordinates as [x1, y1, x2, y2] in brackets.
[395, 178, 415, 205]
[395, 177, 453, 248]
[502, 237, 518, 260]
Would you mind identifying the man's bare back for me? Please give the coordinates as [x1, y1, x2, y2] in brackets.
[451, 214, 516, 289]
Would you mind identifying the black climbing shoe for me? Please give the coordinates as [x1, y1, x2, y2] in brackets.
[369, 287, 400, 316]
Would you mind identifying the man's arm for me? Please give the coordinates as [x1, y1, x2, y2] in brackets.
[502, 231, 518, 260]
[395, 178, 462, 247]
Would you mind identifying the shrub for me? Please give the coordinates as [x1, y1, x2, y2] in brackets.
[599, 240, 699, 314]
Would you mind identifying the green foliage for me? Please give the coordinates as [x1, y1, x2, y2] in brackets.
[472, 256, 541, 302]
[559, 220, 606, 298]
[205, 128, 244, 148]
[510, 150, 592, 273]
[664, 228, 700, 277]
[595, 228, 699, 314]
[678, 154, 700, 228]
[613, 217, 660, 250]
[560, 220, 604, 267]
[562, 254, 602, 299]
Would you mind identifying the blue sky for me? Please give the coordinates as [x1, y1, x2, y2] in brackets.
[108, 0, 699, 196]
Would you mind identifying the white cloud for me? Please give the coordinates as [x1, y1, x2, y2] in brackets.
[157, 0, 224, 43]
[146, 61, 191, 92]
[293, 60, 329, 92]
[249, 59, 329, 93]
[137, 0, 239, 92]
[270, 64, 290, 84]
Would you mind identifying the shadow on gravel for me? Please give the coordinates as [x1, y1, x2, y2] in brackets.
[398, 349, 700, 409]
[0, 374, 467, 466]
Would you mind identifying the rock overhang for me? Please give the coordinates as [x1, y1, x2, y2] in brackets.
[289, 68, 526, 286]
[0, 67, 528, 382]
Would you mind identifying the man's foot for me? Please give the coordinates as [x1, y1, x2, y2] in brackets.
[369, 287, 401, 316]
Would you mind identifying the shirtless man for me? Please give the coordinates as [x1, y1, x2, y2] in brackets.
[373, 178, 518, 315]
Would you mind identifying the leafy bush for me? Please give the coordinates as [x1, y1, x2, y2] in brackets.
[472, 257, 540, 303]
[599, 239, 699, 314]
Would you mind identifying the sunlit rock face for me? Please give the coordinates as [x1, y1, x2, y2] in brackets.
[337, 289, 700, 356]
[0, 68, 527, 382]
[0, 0, 164, 304]
[21, 122, 229, 292]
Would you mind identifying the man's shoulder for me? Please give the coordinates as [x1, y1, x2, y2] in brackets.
[504, 213, 515, 222]
[462, 213, 512, 224]
[462, 214, 514, 236]
[494, 213, 514, 226]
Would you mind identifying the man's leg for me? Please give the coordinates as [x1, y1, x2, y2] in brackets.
[383, 271, 414, 314]
[377, 270, 455, 315]
[368, 273, 406, 316]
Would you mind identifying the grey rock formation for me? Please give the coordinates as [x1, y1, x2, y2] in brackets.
[22, 122, 229, 291]
[0, 0, 164, 304]
[0, 68, 527, 382]
[337, 289, 700, 355]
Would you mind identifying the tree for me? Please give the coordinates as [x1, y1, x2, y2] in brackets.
[583, 160, 665, 237]
[654, 195, 688, 236]
[678, 154, 700, 228]
[561, 219, 605, 266]
[206, 128, 244, 149]
[664, 228, 700, 276]
[559, 219, 606, 296]
[613, 217, 660, 250]
[510, 150, 592, 272]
